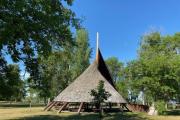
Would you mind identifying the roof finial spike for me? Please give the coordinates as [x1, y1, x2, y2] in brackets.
[96, 32, 99, 51]
[96, 32, 99, 62]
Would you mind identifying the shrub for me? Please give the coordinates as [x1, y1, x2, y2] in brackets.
[90, 80, 111, 117]
[155, 100, 166, 115]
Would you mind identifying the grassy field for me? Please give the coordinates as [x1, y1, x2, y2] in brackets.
[0, 106, 180, 120]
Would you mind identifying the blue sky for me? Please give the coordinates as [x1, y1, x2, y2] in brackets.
[71, 0, 180, 62]
[5, 0, 180, 77]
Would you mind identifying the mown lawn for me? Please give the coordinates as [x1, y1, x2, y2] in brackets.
[0, 106, 179, 120]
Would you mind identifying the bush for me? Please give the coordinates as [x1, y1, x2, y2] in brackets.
[90, 80, 111, 118]
[155, 100, 166, 115]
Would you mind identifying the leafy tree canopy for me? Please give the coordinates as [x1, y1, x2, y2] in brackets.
[105, 57, 123, 83]
[0, 0, 80, 82]
[126, 32, 180, 103]
[27, 29, 91, 102]
[0, 64, 25, 101]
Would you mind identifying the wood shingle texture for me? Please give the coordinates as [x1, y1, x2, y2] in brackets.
[53, 49, 127, 104]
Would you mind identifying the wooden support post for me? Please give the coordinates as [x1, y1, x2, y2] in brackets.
[46, 101, 57, 111]
[78, 102, 84, 114]
[44, 101, 54, 111]
[57, 102, 68, 113]
[54, 101, 61, 110]
[55, 101, 60, 106]
[123, 104, 131, 112]
[109, 103, 112, 109]
[118, 103, 123, 112]
[126, 104, 131, 111]
[86, 103, 89, 110]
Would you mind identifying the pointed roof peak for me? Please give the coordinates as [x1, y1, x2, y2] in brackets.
[51, 32, 127, 104]
[94, 33, 115, 87]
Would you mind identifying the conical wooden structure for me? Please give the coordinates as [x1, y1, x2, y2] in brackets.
[44, 33, 127, 113]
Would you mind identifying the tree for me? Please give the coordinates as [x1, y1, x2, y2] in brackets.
[105, 57, 129, 100]
[0, 56, 7, 99]
[72, 29, 92, 78]
[0, 64, 25, 101]
[28, 29, 92, 103]
[0, 0, 80, 83]
[105, 57, 123, 84]
[126, 32, 180, 105]
[90, 80, 111, 117]
[28, 49, 73, 103]
[116, 80, 128, 100]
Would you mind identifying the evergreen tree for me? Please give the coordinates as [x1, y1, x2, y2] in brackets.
[90, 80, 111, 117]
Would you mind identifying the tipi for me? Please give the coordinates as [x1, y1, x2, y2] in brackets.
[44, 33, 127, 113]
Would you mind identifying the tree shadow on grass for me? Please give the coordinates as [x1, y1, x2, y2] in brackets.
[13, 114, 99, 120]
[0, 103, 44, 108]
[103, 112, 150, 120]
[163, 109, 180, 116]
[12, 112, 151, 120]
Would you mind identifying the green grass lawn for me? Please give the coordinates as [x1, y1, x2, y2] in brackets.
[0, 103, 179, 120]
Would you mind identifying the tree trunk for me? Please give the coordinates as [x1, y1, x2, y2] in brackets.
[109, 103, 112, 109]
[99, 103, 103, 118]
[95, 103, 100, 109]
[165, 102, 168, 110]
